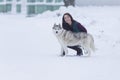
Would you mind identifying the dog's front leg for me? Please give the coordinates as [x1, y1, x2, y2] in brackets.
[60, 47, 65, 56]
[60, 43, 68, 56]
[62, 44, 68, 56]
[57, 37, 68, 56]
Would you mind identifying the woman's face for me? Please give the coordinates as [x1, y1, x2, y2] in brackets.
[64, 14, 72, 25]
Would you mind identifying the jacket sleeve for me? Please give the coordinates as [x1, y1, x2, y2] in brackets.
[78, 23, 87, 33]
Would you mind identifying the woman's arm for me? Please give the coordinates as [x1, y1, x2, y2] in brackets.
[78, 23, 87, 33]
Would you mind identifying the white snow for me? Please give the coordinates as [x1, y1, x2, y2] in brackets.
[0, 6, 120, 80]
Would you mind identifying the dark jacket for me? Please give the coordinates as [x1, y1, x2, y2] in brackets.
[62, 20, 87, 33]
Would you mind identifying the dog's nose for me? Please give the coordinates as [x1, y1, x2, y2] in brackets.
[56, 31, 58, 33]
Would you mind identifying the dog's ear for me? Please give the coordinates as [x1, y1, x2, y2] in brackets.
[58, 23, 62, 29]
[59, 23, 61, 27]
[53, 23, 56, 29]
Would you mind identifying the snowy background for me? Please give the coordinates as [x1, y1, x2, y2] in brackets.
[0, 6, 120, 80]
[75, 0, 120, 6]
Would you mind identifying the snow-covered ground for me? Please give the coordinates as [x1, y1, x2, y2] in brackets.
[0, 6, 120, 80]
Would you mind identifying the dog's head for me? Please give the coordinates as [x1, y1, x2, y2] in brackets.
[52, 23, 63, 35]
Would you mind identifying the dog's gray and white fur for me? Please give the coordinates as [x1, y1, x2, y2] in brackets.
[52, 23, 95, 56]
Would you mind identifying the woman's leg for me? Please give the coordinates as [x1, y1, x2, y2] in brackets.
[68, 46, 83, 56]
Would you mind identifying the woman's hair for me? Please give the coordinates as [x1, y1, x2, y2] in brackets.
[62, 13, 74, 28]
[62, 13, 74, 24]
[62, 13, 74, 30]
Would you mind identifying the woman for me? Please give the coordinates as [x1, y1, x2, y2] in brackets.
[62, 13, 87, 56]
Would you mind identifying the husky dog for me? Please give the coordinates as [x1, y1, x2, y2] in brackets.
[52, 23, 95, 56]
